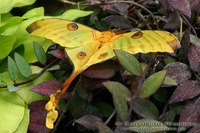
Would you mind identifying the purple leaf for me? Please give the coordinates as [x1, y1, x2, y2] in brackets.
[188, 44, 200, 72]
[180, 29, 190, 63]
[104, 15, 131, 29]
[30, 80, 70, 99]
[178, 97, 200, 131]
[80, 76, 108, 90]
[158, 0, 169, 10]
[115, 3, 129, 14]
[164, 11, 180, 30]
[28, 100, 51, 133]
[75, 115, 102, 130]
[164, 62, 192, 84]
[48, 49, 68, 62]
[167, 0, 191, 18]
[159, 0, 191, 17]
[188, 124, 200, 133]
[169, 80, 200, 104]
[189, 0, 200, 13]
[82, 60, 116, 79]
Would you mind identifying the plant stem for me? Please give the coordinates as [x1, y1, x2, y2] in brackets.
[105, 109, 117, 125]
[126, 57, 155, 120]
[180, 13, 197, 36]
[63, 0, 159, 29]
[0, 58, 58, 88]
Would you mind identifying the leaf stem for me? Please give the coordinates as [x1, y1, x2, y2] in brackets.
[126, 57, 155, 120]
[0, 58, 59, 89]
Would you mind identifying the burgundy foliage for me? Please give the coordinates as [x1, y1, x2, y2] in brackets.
[28, 100, 51, 133]
[158, 0, 191, 17]
[188, 44, 200, 72]
[48, 49, 68, 62]
[104, 15, 131, 29]
[164, 62, 192, 84]
[75, 115, 102, 130]
[80, 76, 108, 90]
[181, 29, 191, 63]
[188, 124, 200, 133]
[179, 97, 200, 131]
[189, 0, 200, 13]
[169, 80, 200, 104]
[82, 60, 116, 79]
[30, 80, 71, 99]
[164, 11, 180, 30]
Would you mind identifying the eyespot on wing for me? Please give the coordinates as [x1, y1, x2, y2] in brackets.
[26, 22, 41, 33]
[131, 31, 143, 39]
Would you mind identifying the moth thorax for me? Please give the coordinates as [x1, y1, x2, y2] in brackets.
[99, 31, 116, 44]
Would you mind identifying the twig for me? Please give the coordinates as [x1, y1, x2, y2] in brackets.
[105, 109, 117, 125]
[180, 13, 197, 36]
[180, 17, 183, 41]
[126, 57, 155, 120]
[134, 9, 152, 30]
[162, 102, 169, 114]
[63, 0, 159, 29]
[0, 58, 59, 88]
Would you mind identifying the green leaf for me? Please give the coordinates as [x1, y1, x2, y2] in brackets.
[152, 88, 168, 103]
[127, 119, 169, 132]
[92, 102, 114, 117]
[23, 37, 52, 63]
[104, 81, 132, 101]
[132, 99, 159, 119]
[0, 17, 23, 34]
[33, 41, 47, 65]
[190, 34, 200, 47]
[14, 53, 32, 77]
[0, 0, 36, 13]
[58, 9, 93, 20]
[14, 107, 29, 133]
[114, 50, 142, 75]
[8, 56, 18, 81]
[1, 66, 54, 104]
[139, 70, 167, 98]
[22, 7, 44, 19]
[0, 35, 16, 60]
[7, 84, 21, 92]
[163, 76, 178, 86]
[0, 13, 13, 26]
[97, 122, 114, 133]
[140, 62, 148, 74]
[164, 58, 177, 64]
[47, 65, 60, 71]
[68, 90, 86, 117]
[0, 74, 1, 83]
[0, 89, 25, 132]
[113, 89, 128, 121]
[103, 82, 130, 120]
[158, 110, 175, 122]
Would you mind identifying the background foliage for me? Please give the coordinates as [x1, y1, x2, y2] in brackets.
[0, 0, 200, 133]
